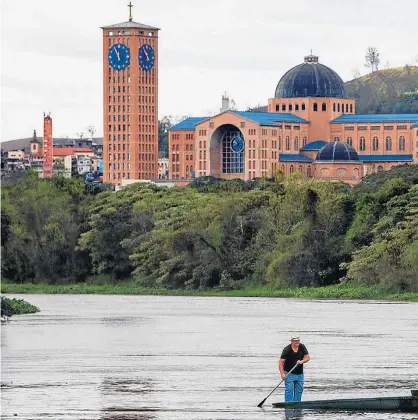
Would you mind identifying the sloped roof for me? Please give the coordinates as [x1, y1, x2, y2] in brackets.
[53, 147, 93, 156]
[101, 20, 160, 30]
[170, 117, 208, 131]
[300, 140, 328, 150]
[331, 114, 418, 124]
[358, 154, 413, 162]
[232, 111, 307, 125]
[279, 154, 313, 162]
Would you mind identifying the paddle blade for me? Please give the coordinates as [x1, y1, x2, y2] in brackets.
[257, 398, 267, 408]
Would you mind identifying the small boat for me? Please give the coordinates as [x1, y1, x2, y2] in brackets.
[272, 390, 418, 412]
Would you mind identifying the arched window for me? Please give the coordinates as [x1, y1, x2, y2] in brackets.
[372, 136, 379, 151]
[289, 104, 293, 111]
[360, 136, 366, 151]
[276, 104, 280, 112]
[190, 145, 193, 151]
[322, 103, 326, 111]
[354, 168, 359, 178]
[186, 155, 189, 161]
[295, 104, 299, 111]
[285, 136, 290, 151]
[278, 136, 281, 150]
[341, 103, 344, 113]
[222, 129, 245, 174]
[333, 103, 336, 112]
[307, 166, 312, 177]
[281, 165, 285, 173]
[377, 165, 384, 172]
[186, 145, 189, 151]
[337, 103, 340, 112]
[176, 144, 179, 151]
[299, 165, 303, 172]
[302, 137, 307, 147]
[186, 165, 189, 173]
[190, 166, 193, 172]
[294, 136, 299, 150]
[282, 104, 286, 111]
[313, 103, 318, 112]
[345, 104, 349, 113]
[399, 136, 406, 151]
[385, 136, 392, 151]
[301, 103, 306, 111]
[334, 137, 339, 141]
[350, 104, 353, 113]
[347, 137, 352, 146]
[290, 165, 294, 174]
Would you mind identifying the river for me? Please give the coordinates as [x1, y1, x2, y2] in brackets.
[1, 294, 417, 419]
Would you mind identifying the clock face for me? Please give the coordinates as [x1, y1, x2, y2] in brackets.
[231, 136, 244, 152]
[108, 43, 130, 70]
[139, 44, 155, 72]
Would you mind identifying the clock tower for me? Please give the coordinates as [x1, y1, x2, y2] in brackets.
[102, 2, 160, 184]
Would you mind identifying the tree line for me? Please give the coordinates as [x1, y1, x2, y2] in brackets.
[1, 165, 418, 291]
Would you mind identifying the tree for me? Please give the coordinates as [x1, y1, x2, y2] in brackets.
[365, 47, 380, 72]
[87, 125, 96, 138]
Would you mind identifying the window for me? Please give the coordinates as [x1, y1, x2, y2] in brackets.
[341, 103, 344, 113]
[295, 104, 299, 111]
[276, 104, 280, 112]
[322, 103, 326, 112]
[377, 165, 384, 172]
[337, 168, 347, 176]
[222, 129, 245, 174]
[285, 136, 290, 151]
[313, 103, 318, 112]
[186, 145, 189, 151]
[301, 103, 306, 111]
[302, 137, 307, 147]
[282, 104, 286, 111]
[333, 103, 336, 112]
[372, 136, 379, 151]
[345, 104, 349, 113]
[289, 104, 293, 111]
[334, 137, 339, 141]
[337, 103, 340, 112]
[290, 165, 294, 174]
[278, 136, 281, 150]
[360, 136, 366, 151]
[399, 136, 406, 151]
[307, 166, 312, 177]
[350, 104, 353, 113]
[294, 136, 299, 150]
[347, 137, 352, 146]
[385, 136, 392, 151]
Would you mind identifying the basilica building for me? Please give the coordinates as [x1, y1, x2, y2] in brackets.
[169, 54, 418, 185]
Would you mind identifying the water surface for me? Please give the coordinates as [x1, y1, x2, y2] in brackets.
[2, 294, 417, 419]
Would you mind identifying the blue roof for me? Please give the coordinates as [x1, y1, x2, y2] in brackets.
[233, 111, 307, 126]
[170, 117, 208, 131]
[300, 140, 328, 150]
[413, 122, 418, 128]
[358, 154, 413, 162]
[279, 154, 313, 162]
[331, 114, 418, 124]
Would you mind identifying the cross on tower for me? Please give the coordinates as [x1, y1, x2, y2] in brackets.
[128, 1, 133, 21]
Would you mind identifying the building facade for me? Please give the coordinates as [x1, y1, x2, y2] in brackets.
[102, 3, 159, 185]
[43, 113, 53, 178]
[169, 54, 418, 184]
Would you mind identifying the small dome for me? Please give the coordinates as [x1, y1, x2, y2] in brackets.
[316, 141, 359, 161]
[275, 55, 347, 99]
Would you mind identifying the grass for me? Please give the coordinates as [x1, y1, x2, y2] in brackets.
[1, 296, 40, 318]
[1, 282, 418, 301]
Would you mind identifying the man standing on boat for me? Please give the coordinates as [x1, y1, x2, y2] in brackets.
[279, 334, 310, 402]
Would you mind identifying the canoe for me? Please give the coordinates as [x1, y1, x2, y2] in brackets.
[272, 390, 418, 412]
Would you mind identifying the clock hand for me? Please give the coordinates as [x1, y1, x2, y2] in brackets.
[143, 48, 149, 61]
[113, 47, 120, 61]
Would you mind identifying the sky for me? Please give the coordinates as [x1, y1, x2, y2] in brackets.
[1, 0, 417, 141]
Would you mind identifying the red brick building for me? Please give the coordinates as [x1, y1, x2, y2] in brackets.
[169, 55, 418, 185]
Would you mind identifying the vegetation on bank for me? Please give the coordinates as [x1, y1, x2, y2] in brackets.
[2, 283, 417, 301]
[1, 296, 40, 318]
[1, 165, 418, 295]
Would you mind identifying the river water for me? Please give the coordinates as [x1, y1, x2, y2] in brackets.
[1, 294, 418, 419]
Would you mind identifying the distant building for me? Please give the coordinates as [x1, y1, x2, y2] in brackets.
[169, 54, 418, 185]
[158, 158, 169, 179]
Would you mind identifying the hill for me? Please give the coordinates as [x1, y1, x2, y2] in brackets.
[345, 66, 418, 114]
[1, 137, 103, 152]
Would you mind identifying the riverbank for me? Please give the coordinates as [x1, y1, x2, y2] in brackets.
[2, 283, 418, 301]
[1, 296, 40, 318]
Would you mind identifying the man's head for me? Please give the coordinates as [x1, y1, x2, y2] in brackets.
[290, 333, 300, 347]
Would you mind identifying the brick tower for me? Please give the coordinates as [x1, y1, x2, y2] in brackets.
[102, 2, 160, 185]
[43, 113, 53, 178]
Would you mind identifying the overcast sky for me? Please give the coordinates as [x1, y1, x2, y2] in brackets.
[1, 0, 417, 140]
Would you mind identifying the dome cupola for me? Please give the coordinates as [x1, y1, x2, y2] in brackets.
[316, 141, 359, 161]
[275, 54, 347, 99]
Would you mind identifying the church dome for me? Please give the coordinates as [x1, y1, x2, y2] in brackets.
[316, 141, 359, 161]
[275, 55, 347, 99]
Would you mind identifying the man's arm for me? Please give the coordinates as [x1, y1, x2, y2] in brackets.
[278, 358, 286, 379]
[298, 354, 310, 364]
